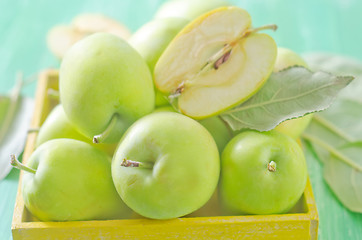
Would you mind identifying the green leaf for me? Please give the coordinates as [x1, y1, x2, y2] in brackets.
[220, 66, 353, 131]
[0, 97, 11, 128]
[303, 98, 362, 213]
[325, 142, 362, 213]
[304, 52, 362, 103]
[304, 129, 362, 213]
[0, 73, 34, 180]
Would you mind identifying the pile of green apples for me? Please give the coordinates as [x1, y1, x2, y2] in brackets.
[12, 0, 311, 221]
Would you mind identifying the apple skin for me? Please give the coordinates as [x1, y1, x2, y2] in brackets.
[112, 112, 220, 219]
[220, 130, 307, 215]
[198, 116, 233, 154]
[22, 139, 131, 221]
[154, 0, 230, 20]
[153, 106, 233, 153]
[60, 33, 155, 143]
[273, 47, 313, 139]
[129, 17, 189, 107]
[36, 104, 116, 156]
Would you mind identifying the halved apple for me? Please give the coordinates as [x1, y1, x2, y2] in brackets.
[154, 7, 277, 119]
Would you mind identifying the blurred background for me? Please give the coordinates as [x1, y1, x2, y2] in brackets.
[1, 0, 362, 239]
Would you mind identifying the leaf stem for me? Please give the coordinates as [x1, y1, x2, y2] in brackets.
[312, 115, 354, 142]
[10, 154, 37, 174]
[302, 133, 362, 172]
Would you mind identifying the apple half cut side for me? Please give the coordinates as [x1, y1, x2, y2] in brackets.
[154, 7, 277, 119]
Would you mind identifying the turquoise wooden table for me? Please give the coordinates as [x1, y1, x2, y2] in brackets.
[1, 0, 362, 239]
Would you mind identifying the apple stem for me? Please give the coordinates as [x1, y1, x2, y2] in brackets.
[245, 24, 278, 36]
[268, 160, 277, 172]
[121, 159, 153, 169]
[93, 114, 119, 144]
[10, 154, 36, 174]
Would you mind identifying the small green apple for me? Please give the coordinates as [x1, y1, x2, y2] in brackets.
[112, 112, 220, 219]
[154, 7, 277, 119]
[36, 104, 116, 156]
[273, 47, 313, 139]
[154, 0, 230, 20]
[11, 139, 130, 221]
[129, 17, 189, 106]
[220, 130, 307, 215]
[60, 33, 155, 144]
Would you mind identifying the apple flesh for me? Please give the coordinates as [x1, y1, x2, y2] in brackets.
[129, 17, 189, 106]
[112, 112, 220, 219]
[220, 130, 307, 214]
[273, 47, 313, 139]
[154, 7, 277, 119]
[36, 104, 116, 156]
[60, 33, 155, 144]
[14, 139, 130, 221]
[154, 0, 230, 20]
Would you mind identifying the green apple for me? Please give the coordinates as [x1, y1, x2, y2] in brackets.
[153, 106, 233, 153]
[220, 130, 307, 214]
[199, 116, 233, 154]
[112, 112, 220, 219]
[154, 0, 230, 20]
[60, 33, 155, 144]
[273, 47, 313, 139]
[154, 7, 277, 119]
[36, 104, 116, 156]
[11, 139, 130, 221]
[129, 17, 189, 106]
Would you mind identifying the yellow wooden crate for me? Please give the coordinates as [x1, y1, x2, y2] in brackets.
[12, 70, 319, 239]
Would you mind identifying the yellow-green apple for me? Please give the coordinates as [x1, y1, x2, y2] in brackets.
[129, 17, 189, 106]
[11, 139, 130, 221]
[154, 7, 277, 119]
[36, 105, 116, 156]
[59, 33, 155, 144]
[47, 14, 131, 59]
[273, 47, 313, 139]
[154, 0, 230, 20]
[112, 112, 220, 219]
[72, 13, 131, 40]
[220, 130, 307, 214]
